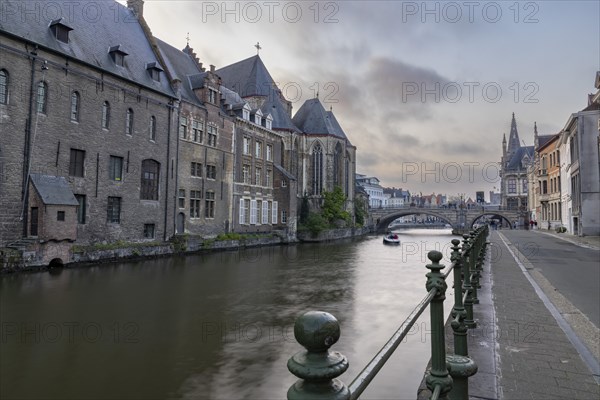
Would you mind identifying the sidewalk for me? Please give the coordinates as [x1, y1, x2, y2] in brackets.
[466, 231, 600, 399]
[531, 229, 600, 250]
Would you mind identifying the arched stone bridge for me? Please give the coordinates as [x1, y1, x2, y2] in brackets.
[371, 206, 527, 234]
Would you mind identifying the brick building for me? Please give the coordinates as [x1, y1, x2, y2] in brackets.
[154, 39, 236, 236]
[0, 0, 177, 264]
[217, 55, 356, 225]
[500, 113, 533, 211]
[216, 55, 299, 235]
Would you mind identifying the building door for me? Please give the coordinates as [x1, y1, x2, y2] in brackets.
[176, 212, 185, 234]
[30, 207, 38, 236]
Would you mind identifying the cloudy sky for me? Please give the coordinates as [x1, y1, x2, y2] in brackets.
[140, 0, 599, 200]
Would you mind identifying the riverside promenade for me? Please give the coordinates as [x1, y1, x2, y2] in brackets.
[459, 229, 600, 400]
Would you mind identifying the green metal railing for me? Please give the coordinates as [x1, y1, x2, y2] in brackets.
[286, 225, 489, 400]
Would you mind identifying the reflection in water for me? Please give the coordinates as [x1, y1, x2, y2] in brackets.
[1, 229, 454, 399]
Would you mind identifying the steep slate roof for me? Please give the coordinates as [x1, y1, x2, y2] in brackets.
[506, 146, 534, 171]
[537, 134, 557, 151]
[30, 174, 78, 206]
[274, 164, 296, 180]
[216, 55, 300, 132]
[220, 86, 246, 109]
[292, 98, 352, 144]
[154, 38, 204, 106]
[0, 0, 173, 97]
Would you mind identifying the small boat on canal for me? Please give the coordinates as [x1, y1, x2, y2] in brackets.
[383, 233, 400, 245]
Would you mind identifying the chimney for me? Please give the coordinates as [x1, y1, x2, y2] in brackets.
[210, 64, 215, 73]
[127, 0, 144, 17]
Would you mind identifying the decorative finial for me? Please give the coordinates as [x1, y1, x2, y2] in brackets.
[330, 105, 333, 112]
[254, 42, 262, 55]
[186, 32, 190, 46]
[534, 121, 538, 135]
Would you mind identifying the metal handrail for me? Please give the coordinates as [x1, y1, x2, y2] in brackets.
[286, 226, 489, 400]
[348, 288, 437, 399]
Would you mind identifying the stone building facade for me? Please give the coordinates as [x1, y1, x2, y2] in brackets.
[499, 113, 533, 212]
[154, 39, 235, 236]
[0, 0, 177, 264]
[558, 97, 600, 236]
[293, 99, 356, 212]
[533, 132, 561, 229]
[0, 0, 359, 264]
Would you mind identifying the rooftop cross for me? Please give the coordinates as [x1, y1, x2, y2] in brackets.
[255, 42, 262, 55]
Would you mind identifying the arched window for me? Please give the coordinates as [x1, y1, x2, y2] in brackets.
[125, 108, 134, 135]
[70, 91, 80, 121]
[102, 101, 110, 129]
[333, 142, 343, 188]
[149, 116, 156, 141]
[345, 152, 351, 196]
[312, 143, 323, 195]
[292, 138, 299, 178]
[140, 159, 160, 200]
[0, 69, 8, 104]
[36, 81, 47, 114]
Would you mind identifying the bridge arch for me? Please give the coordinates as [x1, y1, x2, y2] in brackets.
[376, 211, 455, 233]
[468, 213, 515, 229]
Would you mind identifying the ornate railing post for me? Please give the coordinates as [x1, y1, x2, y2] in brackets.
[449, 239, 468, 356]
[462, 234, 476, 329]
[446, 241, 478, 400]
[475, 228, 485, 275]
[425, 251, 453, 400]
[468, 231, 480, 304]
[287, 311, 350, 400]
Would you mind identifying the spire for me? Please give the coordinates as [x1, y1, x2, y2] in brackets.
[502, 133, 507, 156]
[507, 113, 520, 155]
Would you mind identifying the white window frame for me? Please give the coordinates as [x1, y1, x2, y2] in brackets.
[262, 201, 269, 224]
[272, 201, 278, 224]
[255, 141, 262, 158]
[239, 199, 246, 225]
[250, 200, 257, 225]
[266, 144, 272, 161]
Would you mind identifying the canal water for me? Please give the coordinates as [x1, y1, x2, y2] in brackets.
[1, 229, 455, 400]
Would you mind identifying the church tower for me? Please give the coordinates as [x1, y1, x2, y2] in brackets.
[507, 112, 521, 156]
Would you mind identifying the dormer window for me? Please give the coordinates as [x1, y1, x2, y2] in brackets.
[242, 103, 251, 121]
[49, 19, 73, 43]
[109, 45, 129, 67]
[208, 88, 218, 104]
[254, 109, 263, 126]
[146, 62, 163, 82]
[265, 114, 273, 130]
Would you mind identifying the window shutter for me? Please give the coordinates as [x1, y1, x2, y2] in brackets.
[250, 200, 257, 225]
[272, 201, 278, 224]
[262, 201, 269, 224]
[239, 199, 245, 224]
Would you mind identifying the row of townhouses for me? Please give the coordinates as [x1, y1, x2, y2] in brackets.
[499, 75, 600, 235]
[0, 0, 357, 265]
